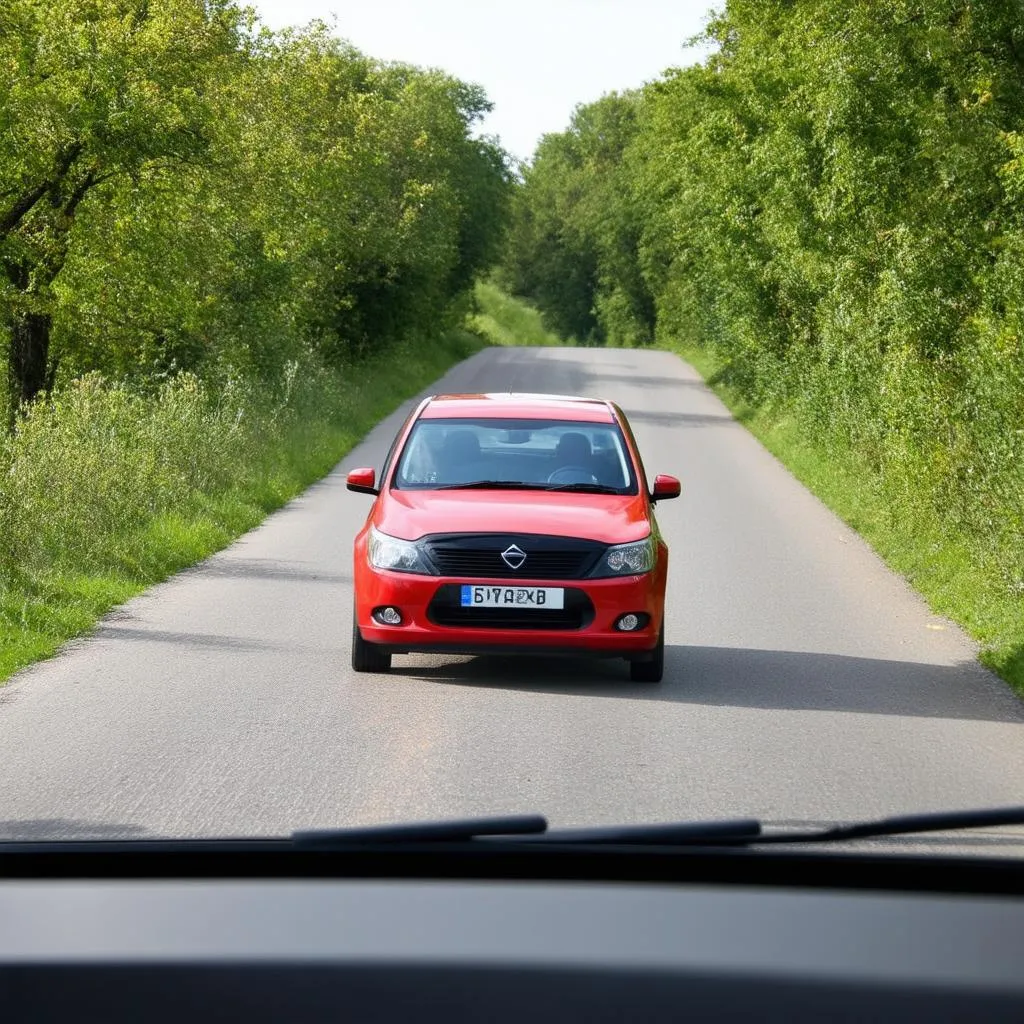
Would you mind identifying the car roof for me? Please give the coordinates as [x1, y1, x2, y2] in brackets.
[420, 393, 617, 423]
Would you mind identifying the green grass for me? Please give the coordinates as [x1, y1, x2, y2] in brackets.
[674, 343, 1024, 697]
[468, 280, 570, 347]
[0, 325, 487, 684]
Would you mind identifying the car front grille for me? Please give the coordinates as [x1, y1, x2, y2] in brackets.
[423, 534, 604, 581]
[427, 585, 594, 631]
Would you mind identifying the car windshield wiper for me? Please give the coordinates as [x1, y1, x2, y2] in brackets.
[292, 815, 762, 848]
[427, 481, 623, 494]
[432, 480, 549, 491]
[543, 482, 623, 494]
[291, 807, 1024, 849]
[3, 809, 1020, 856]
[293, 815, 550, 846]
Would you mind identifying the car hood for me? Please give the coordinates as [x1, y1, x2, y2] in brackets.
[377, 489, 652, 544]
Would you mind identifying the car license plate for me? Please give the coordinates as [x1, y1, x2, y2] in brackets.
[460, 585, 565, 610]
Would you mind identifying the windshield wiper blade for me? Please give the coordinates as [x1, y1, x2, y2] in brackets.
[516, 819, 763, 845]
[291, 807, 1024, 850]
[292, 815, 761, 849]
[432, 481, 546, 491]
[544, 483, 623, 494]
[292, 814, 548, 847]
[562, 807, 1024, 847]
[430, 481, 622, 494]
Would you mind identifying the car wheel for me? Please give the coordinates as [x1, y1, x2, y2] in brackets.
[630, 623, 664, 683]
[351, 613, 392, 673]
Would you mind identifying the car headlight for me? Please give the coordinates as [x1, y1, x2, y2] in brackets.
[592, 536, 656, 577]
[367, 526, 433, 574]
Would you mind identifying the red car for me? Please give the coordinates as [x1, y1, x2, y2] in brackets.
[346, 394, 681, 681]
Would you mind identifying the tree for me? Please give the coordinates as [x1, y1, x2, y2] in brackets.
[0, 0, 242, 407]
[2, 8, 513, 398]
[499, 92, 652, 346]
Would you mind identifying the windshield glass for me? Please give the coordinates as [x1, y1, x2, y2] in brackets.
[392, 418, 638, 493]
[1, 0, 1023, 861]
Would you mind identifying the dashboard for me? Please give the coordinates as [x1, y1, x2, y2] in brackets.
[4, 870, 1024, 1021]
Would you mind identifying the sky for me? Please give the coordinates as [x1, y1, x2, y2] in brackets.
[247, 0, 719, 161]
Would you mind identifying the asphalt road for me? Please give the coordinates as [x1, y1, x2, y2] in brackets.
[1, 346, 1022, 843]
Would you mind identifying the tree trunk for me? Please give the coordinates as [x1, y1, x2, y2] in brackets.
[8, 310, 52, 408]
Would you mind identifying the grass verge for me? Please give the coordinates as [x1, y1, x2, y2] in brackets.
[0, 326, 486, 684]
[672, 342, 1024, 697]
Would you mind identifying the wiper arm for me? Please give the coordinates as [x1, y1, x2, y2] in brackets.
[559, 807, 1024, 847]
[558, 807, 1024, 848]
[752, 806, 1024, 845]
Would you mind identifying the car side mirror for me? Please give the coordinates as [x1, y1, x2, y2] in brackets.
[346, 468, 379, 496]
[650, 474, 681, 502]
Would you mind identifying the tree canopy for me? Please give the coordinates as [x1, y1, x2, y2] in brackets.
[500, 0, 1023, 599]
[1, 0, 513, 407]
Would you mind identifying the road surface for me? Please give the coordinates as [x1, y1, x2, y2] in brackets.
[1, 346, 1022, 842]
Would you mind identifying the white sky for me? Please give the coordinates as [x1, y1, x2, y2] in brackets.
[246, 0, 718, 161]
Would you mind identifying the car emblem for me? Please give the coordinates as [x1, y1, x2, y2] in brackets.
[501, 544, 527, 570]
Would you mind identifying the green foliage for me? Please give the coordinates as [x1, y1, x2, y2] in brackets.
[502, 0, 1024, 688]
[0, 0, 245, 400]
[467, 280, 568, 348]
[1, 2, 513, 399]
[496, 92, 653, 347]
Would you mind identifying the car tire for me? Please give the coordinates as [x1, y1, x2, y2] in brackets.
[630, 623, 664, 683]
[352, 614, 392, 673]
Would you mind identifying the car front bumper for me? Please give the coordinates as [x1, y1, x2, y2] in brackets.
[355, 566, 666, 660]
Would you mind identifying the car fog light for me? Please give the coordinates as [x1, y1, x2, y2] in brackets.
[374, 606, 403, 626]
[617, 614, 640, 632]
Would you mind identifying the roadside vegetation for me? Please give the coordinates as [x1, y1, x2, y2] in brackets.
[498, 1, 1024, 693]
[0, 330, 484, 682]
[468, 280, 568, 348]
[0, 0, 512, 682]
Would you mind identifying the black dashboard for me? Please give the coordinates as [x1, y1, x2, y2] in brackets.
[3, 843, 1023, 1022]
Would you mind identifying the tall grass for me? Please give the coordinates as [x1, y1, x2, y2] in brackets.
[469, 280, 571, 348]
[0, 328, 484, 682]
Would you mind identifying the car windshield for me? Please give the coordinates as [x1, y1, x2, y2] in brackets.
[392, 418, 638, 493]
[1, 0, 1023, 865]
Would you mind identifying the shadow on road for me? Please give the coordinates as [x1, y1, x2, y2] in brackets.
[0, 818, 150, 841]
[93, 625, 291, 652]
[183, 557, 351, 585]
[390, 645, 1024, 724]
